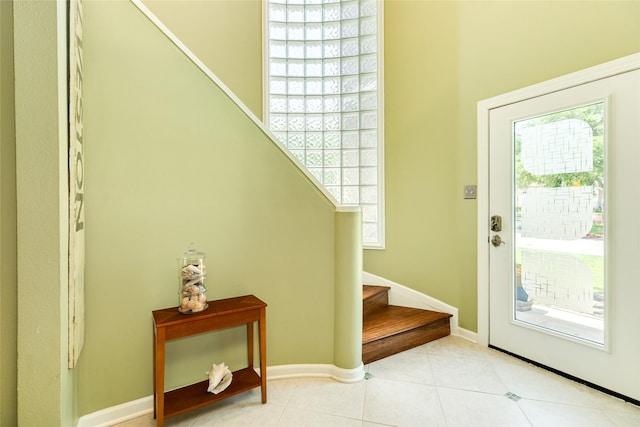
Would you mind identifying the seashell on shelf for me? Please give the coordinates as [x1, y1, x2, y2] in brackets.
[205, 363, 233, 394]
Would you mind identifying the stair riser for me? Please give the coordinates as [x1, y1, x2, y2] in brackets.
[362, 318, 451, 364]
[363, 291, 389, 318]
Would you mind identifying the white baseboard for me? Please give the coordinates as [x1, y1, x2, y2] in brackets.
[452, 327, 478, 343]
[77, 395, 153, 427]
[76, 363, 365, 427]
[362, 271, 460, 335]
[266, 362, 365, 383]
[79, 274, 462, 426]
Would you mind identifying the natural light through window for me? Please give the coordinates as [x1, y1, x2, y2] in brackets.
[264, 0, 384, 247]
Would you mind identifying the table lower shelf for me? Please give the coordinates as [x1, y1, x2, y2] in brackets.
[163, 367, 262, 419]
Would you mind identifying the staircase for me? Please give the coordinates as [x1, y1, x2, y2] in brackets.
[362, 285, 453, 364]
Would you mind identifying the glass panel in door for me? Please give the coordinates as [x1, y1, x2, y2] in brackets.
[512, 102, 605, 346]
[488, 65, 640, 401]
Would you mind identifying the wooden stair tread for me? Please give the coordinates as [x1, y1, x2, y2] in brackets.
[363, 305, 452, 344]
[363, 285, 392, 318]
[362, 284, 453, 364]
[363, 285, 390, 301]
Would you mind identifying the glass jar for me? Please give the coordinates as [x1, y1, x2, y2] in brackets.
[177, 244, 208, 314]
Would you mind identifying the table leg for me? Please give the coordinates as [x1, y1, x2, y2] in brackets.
[259, 307, 267, 403]
[153, 327, 156, 419]
[247, 322, 254, 370]
[155, 328, 166, 427]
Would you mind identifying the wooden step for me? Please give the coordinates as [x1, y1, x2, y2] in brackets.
[363, 305, 452, 364]
[363, 285, 390, 318]
[362, 285, 453, 364]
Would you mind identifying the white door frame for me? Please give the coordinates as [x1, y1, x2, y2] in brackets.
[477, 52, 640, 346]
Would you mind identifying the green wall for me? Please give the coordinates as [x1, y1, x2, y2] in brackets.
[333, 209, 363, 369]
[144, 0, 263, 118]
[79, 0, 339, 415]
[0, 1, 17, 425]
[143, 0, 640, 332]
[3, 0, 640, 422]
[13, 0, 77, 425]
[367, 0, 640, 331]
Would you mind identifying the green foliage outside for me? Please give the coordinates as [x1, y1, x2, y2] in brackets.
[513, 104, 606, 294]
[515, 102, 605, 190]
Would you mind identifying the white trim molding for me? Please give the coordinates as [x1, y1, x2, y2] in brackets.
[76, 395, 153, 427]
[129, 0, 341, 208]
[336, 205, 362, 213]
[78, 268, 471, 426]
[76, 363, 365, 427]
[362, 271, 460, 336]
[265, 362, 365, 384]
[477, 52, 640, 347]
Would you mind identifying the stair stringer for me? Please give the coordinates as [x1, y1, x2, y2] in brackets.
[363, 271, 464, 338]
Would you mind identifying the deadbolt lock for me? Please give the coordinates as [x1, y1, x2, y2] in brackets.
[490, 215, 502, 232]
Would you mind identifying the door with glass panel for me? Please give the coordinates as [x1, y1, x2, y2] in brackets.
[488, 68, 640, 401]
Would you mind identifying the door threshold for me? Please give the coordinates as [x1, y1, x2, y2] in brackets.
[489, 344, 640, 407]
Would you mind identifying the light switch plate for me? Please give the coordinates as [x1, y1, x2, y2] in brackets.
[464, 185, 477, 199]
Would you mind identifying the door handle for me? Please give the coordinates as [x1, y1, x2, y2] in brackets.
[491, 235, 505, 247]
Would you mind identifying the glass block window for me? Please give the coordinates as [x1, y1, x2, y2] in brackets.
[265, 0, 384, 247]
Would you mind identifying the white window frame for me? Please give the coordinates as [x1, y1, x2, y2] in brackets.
[262, 0, 385, 249]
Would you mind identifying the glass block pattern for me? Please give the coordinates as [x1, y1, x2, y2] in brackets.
[521, 250, 594, 316]
[513, 102, 605, 343]
[266, 0, 381, 245]
[520, 186, 594, 240]
[518, 119, 593, 175]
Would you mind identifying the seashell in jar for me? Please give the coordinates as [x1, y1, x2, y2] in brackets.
[192, 300, 206, 312]
[180, 264, 203, 279]
[183, 278, 202, 289]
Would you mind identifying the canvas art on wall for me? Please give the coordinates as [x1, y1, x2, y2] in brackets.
[69, 0, 85, 369]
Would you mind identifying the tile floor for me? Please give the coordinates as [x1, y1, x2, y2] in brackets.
[116, 336, 640, 427]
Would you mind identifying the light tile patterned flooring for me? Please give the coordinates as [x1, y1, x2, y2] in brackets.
[116, 336, 640, 427]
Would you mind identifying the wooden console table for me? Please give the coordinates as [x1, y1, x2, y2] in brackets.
[152, 295, 267, 427]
